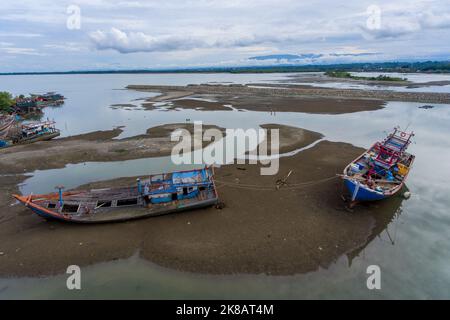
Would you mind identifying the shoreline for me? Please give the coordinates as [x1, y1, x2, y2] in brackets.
[127, 83, 450, 104]
[137, 88, 386, 114]
[0, 123, 225, 174]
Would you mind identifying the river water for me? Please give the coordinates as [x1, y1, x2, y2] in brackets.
[0, 73, 449, 299]
[285, 71, 450, 93]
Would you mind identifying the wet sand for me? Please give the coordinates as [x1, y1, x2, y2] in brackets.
[166, 98, 232, 111]
[128, 83, 450, 104]
[259, 124, 323, 154]
[0, 133, 403, 277]
[142, 94, 385, 114]
[284, 73, 450, 89]
[132, 85, 386, 114]
[0, 123, 224, 174]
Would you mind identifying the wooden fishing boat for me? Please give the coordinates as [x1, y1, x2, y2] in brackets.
[1, 120, 60, 148]
[1, 114, 18, 147]
[13, 167, 219, 223]
[0, 115, 15, 134]
[341, 128, 415, 205]
[12, 120, 60, 144]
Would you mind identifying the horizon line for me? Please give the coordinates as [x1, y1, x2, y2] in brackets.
[1, 59, 450, 75]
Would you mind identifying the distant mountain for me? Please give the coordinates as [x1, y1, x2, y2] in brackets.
[249, 54, 322, 61]
[249, 52, 380, 62]
[1, 60, 450, 75]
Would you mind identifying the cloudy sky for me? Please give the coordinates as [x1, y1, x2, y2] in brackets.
[1, 0, 449, 72]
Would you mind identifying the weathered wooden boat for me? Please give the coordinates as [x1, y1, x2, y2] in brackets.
[13, 167, 219, 223]
[341, 128, 415, 204]
[12, 120, 60, 144]
[1, 120, 60, 148]
[0, 114, 15, 134]
[30, 92, 65, 106]
[1, 115, 16, 147]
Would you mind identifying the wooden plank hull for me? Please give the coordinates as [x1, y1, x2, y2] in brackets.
[15, 131, 60, 144]
[17, 195, 218, 223]
[1, 131, 60, 148]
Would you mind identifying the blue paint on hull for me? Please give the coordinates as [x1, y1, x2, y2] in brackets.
[30, 206, 64, 221]
[344, 179, 387, 202]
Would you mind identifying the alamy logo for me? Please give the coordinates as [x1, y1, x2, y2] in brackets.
[366, 5, 381, 30]
[66, 5, 81, 30]
[170, 121, 280, 175]
[366, 265, 381, 290]
[66, 265, 81, 290]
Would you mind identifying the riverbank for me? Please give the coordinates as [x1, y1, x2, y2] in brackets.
[129, 85, 387, 114]
[128, 83, 450, 105]
[0, 123, 224, 174]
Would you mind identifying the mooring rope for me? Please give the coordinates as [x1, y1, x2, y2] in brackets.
[214, 175, 338, 191]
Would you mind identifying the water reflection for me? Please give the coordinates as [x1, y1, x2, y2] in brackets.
[347, 191, 406, 265]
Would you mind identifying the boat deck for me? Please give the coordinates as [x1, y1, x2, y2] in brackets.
[16, 167, 219, 223]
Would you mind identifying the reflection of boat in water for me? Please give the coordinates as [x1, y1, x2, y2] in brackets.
[1, 120, 60, 148]
[341, 128, 415, 205]
[346, 189, 406, 264]
[14, 167, 219, 224]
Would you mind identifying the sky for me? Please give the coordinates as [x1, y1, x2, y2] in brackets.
[0, 0, 449, 72]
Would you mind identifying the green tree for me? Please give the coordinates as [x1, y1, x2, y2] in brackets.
[0, 91, 14, 112]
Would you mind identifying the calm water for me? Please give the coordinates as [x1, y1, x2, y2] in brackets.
[286, 72, 450, 93]
[0, 73, 292, 138]
[1, 73, 449, 299]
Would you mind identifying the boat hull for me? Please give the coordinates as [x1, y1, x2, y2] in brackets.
[14, 194, 218, 224]
[344, 178, 393, 202]
[13, 166, 220, 224]
[16, 131, 60, 144]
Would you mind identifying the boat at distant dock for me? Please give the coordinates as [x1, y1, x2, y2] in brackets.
[14, 92, 65, 114]
[14, 167, 219, 223]
[341, 128, 415, 204]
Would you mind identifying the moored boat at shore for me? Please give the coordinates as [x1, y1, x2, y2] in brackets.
[13, 166, 219, 223]
[1, 120, 60, 148]
[0, 114, 16, 134]
[341, 128, 415, 204]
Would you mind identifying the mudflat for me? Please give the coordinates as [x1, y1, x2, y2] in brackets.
[0, 123, 224, 174]
[0, 135, 403, 277]
[128, 83, 450, 104]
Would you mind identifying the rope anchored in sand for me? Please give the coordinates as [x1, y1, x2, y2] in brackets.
[214, 174, 338, 191]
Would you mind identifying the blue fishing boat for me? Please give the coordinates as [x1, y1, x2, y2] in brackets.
[341, 128, 415, 205]
[14, 166, 219, 223]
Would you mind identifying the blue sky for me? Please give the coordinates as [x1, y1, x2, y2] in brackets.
[1, 0, 449, 72]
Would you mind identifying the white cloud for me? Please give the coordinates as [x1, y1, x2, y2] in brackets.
[43, 42, 86, 52]
[1, 0, 450, 71]
[89, 27, 287, 53]
[89, 28, 208, 53]
[0, 32, 43, 38]
[359, 5, 450, 39]
[0, 47, 45, 56]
